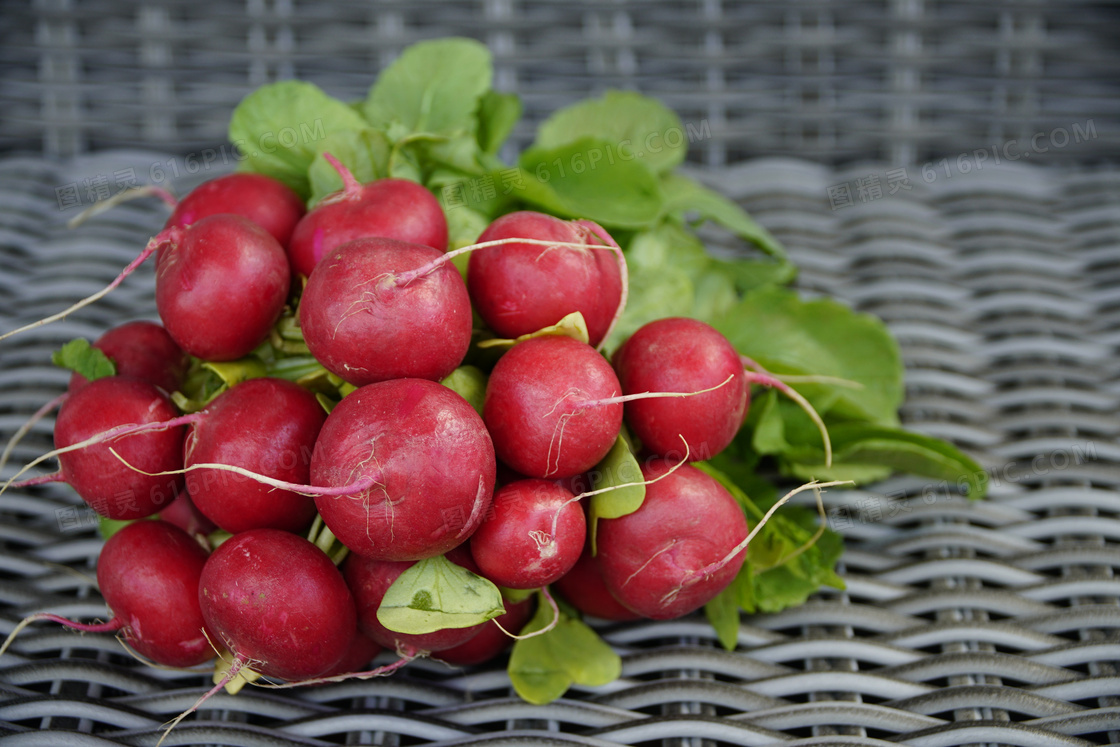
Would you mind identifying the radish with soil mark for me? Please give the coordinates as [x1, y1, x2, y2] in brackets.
[469, 479, 586, 590]
[311, 378, 497, 561]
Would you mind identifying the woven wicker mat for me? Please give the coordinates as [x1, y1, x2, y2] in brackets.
[0, 151, 1118, 746]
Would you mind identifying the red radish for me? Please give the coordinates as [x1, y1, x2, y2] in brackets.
[183, 378, 326, 534]
[199, 528, 357, 680]
[323, 629, 383, 676]
[299, 238, 472, 386]
[470, 479, 585, 589]
[53, 377, 186, 520]
[97, 520, 213, 667]
[552, 544, 641, 622]
[165, 173, 306, 247]
[287, 155, 448, 278]
[0, 520, 213, 668]
[311, 378, 496, 561]
[482, 336, 623, 479]
[342, 547, 485, 653]
[68, 320, 188, 395]
[438, 596, 535, 666]
[155, 214, 290, 362]
[468, 211, 624, 347]
[613, 317, 749, 462]
[596, 459, 748, 620]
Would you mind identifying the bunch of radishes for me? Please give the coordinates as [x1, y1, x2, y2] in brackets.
[2, 157, 843, 707]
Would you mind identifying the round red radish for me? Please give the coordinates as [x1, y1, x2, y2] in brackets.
[470, 479, 585, 589]
[299, 237, 471, 386]
[597, 459, 748, 620]
[97, 520, 213, 667]
[288, 178, 447, 278]
[483, 336, 622, 479]
[54, 376, 186, 520]
[468, 211, 623, 346]
[67, 320, 188, 395]
[613, 317, 749, 461]
[438, 596, 535, 666]
[311, 378, 495, 561]
[552, 544, 641, 622]
[183, 378, 326, 534]
[155, 214, 290, 362]
[199, 528, 356, 681]
[342, 547, 485, 653]
[165, 173, 306, 247]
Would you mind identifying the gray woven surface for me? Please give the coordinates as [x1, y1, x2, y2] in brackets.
[3, 1, 1120, 165]
[0, 150, 1117, 745]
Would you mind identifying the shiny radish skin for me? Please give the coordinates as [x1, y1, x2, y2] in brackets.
[184, 378, 326, 534]
[342, 547, 485, 653]
[299, 238, 472, 386]
[165, 173, 306, 247]
[97, 520, 213, 668]
[613, 317, 749, 462]
[467, 211, 623, 346]
[155, 214, 291, 362]
[552, 543, 641, 622]
[311, 378, 496, 561]
[469, 479, 585, 590]
[55, 377, 186, 520]
[597, 459, 749, 620]
[483, 336, 623, 479]
[288, 178, 448, 278]
[67, 320, 188, 395]
[199, 529, 357, 681]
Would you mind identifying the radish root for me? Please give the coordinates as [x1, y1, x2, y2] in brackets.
[0, 227, 183, 344]
[0, 612, 123, 659]
[0, 392, 69, 474]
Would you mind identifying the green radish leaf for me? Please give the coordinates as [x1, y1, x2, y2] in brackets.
[500, 586, 538, 604]
[714, 286, 904, 426]
[477, 90, 522, 154]
[798, 424, 988, 500]
[588, 434, 645, 554]
[440, 365, 488, 416]
[661, 173, 788, 260]
[704, 583, 740, 651]
[476, 312, 591, 350]
[98, 516, 138, 541]
[442, 204, 490, 253]
[363, 37, 493, 140]
[516, 138, 664, 229]
[229, 81, 368, 198]
[534, 90, 687, 175]
[307, 129, 392, 206]
[52, 339, 115, 382]
[508, 593, 621, 704]
[378, 555, 505, 634]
